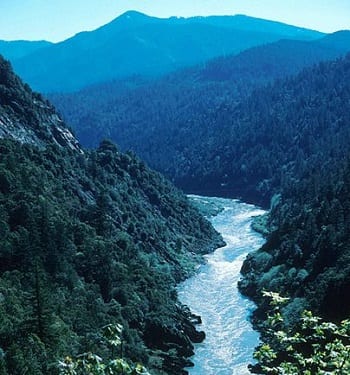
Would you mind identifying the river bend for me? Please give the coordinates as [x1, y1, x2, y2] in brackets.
[178, 196, 266, 375]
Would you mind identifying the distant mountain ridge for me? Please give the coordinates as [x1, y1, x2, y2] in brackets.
[9, 11, 324, 92]
[172, 13, 322, 37]
[50, 31, 350, 204]
[0, 40, 52, 60]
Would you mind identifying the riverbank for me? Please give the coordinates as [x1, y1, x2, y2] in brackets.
[179, 196, 266, 375]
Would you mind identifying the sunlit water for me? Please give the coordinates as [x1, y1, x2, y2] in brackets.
[178, 196, 266, 375]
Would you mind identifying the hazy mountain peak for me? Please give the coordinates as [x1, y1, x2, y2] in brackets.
[118, 10, 151, 19]
[11, 12, 324, 92]
[102, 9, 158, 30]
[187, 13, 324, 39]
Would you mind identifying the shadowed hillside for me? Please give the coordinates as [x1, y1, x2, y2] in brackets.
[0, 55, 223, 375]
[50, 32, 350, 204]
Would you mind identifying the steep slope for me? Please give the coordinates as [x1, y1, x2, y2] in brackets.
[226, 54, 350, 316]
[11, 11, 323, 92]
[0, 55, 222, 375]
[0, 40, 52, 60]
[52, 50, 350, 332]
[50, 32, 350, 203]
[0, 57, 80, 151]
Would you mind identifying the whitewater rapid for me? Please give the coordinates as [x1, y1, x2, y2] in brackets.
[178, 196, 266, 375]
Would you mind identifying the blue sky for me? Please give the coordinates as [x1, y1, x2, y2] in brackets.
[0, 0, 349, 42]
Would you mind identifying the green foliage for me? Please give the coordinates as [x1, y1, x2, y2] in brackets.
[237, 55, 350, 327]
[60, 356, 150, 375]
[240, 152, 350, 324]
[0, 135, 220, 374]
[252, 292, 350, 374]
[58, 324, 150, 375]
[50, 38, 350, 204]
[0, 57, 222, 374]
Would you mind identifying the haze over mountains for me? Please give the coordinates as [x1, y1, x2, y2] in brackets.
[1, 8, 350, 374]
[0, 40, 52, 60]
[1, 10, 324, 92]
[50, 30, 350, 203]
[46, 12, 350, 330]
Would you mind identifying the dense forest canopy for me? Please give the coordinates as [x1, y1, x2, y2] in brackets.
[54, 47, 350, 372]
[49, 34, 350, 348]
[1, 12, 350, 374]
[51, 32, 350, 205]
[234, 54, 350, 370]
[0, 55, 223, 375]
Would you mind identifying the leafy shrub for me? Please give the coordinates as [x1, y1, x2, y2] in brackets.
[252, 291, 350, 374]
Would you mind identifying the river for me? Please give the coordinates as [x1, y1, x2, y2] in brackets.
[178, 196, 266, 375]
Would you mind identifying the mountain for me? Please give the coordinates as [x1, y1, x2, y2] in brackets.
[50, 31, 350, 203]
[0, 57, 80, 151]
[10, 11, 323, 92]
[237, 53, 350, 326]
[0, 40, 52, 60]
[318, 30, 350, 50]
[50, 47, 350, 332]
[175, 13, 322, 38]
[0, 55, 223, 374]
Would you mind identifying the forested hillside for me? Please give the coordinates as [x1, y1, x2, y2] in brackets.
[0, 55, 223, 375]
[53, 47, 350, 355]
[10, 11, 323, 92]
[50, 32, 350, 204]
[237, 53, 350, 322]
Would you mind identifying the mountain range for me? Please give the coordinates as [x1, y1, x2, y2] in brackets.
[47, 23, 350, 332]
[1, 9, 350, 375]
[2, 11, 323, 92]
[50, 30, 350, 204]
[0, 40, 52, 60]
